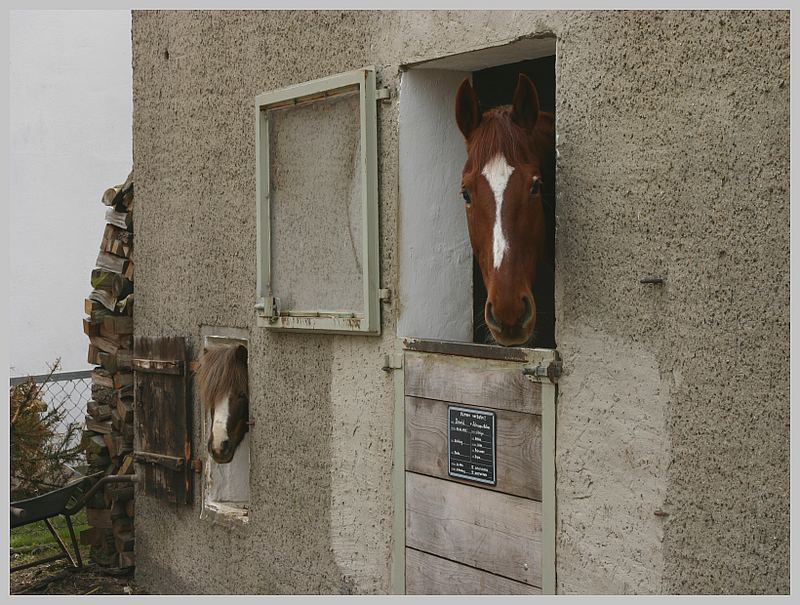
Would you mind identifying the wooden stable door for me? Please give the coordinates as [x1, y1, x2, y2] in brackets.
[402, 339, 557, 595]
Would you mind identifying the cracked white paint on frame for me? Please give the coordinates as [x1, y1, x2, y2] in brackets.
[481, 154, 515, 270]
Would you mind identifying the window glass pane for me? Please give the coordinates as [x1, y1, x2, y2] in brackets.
[268, 88, 363, 313]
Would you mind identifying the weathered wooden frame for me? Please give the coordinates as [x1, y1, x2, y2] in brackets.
[255, 67, 381, 335]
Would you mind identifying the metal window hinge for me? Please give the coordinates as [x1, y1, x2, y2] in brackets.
[255, 297, 280, 322]
[379, 288, 392, 303]
[375, 88, 391, 101]
[382, 353, 403, 372]
[522, 359, 562, 384]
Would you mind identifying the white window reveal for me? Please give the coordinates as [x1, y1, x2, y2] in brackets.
[255, 67, 385, 335]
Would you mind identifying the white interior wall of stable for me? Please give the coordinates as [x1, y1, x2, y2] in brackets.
[397, 69, 473, 342]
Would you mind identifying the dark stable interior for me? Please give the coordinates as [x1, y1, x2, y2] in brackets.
[471, 55, 556, 349]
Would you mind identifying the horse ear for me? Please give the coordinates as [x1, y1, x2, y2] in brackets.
[511, 74, 539, 132]
[455, 78, 481, 139]
[235, 344, 248, 364]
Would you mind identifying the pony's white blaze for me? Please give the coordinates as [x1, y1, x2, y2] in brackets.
[481, 154, 515, 270]
[211, 395, 230, 451]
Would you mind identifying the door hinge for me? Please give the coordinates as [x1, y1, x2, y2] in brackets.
[522, 359, 562, 384]
[191, 459, 203, 474]
[382, 353, 403, 372]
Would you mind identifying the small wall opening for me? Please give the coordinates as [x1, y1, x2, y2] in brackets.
[398, 37, 557, 349]
[200, 330, 250, 523]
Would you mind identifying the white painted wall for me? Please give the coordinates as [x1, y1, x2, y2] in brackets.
[397, 69, 473, 342]
[9, 10, 132, 376]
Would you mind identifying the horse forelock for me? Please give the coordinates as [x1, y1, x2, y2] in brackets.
[196, 344, 249, 411]
[466, 107, 530, 173]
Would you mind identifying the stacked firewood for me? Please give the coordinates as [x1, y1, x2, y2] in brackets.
[80, 172, 136, 570]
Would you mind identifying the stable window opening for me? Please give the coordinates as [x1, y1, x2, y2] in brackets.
[398, 37, 557, 349]
[198, 332, 250, 524]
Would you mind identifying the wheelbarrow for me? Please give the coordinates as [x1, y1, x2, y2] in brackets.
[10, 471, 139, 573]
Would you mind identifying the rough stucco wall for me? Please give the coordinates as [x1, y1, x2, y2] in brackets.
[132, 9, 788, 595]
[133, 10, 396, 594]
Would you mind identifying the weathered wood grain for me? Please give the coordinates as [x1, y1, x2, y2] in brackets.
[405, 396, 542, 500]
[405, 471, 542, 586]
[404, 352, 541, 415]
[406, 548, 541, 595]
[133, 336, 191, 504]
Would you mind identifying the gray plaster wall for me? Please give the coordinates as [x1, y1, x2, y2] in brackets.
[132, 10, 789, 595]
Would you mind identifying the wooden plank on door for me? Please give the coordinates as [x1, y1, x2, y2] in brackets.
[405, 396, 542, 500]
[405, 471, 542, 587]
[133, 336, 192, 504]
[406, 548, 541, 595]
[404, 352, 541, 415]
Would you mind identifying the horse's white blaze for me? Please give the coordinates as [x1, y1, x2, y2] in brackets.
[481, 154, 515, 270]
[211, 395, 230, 451]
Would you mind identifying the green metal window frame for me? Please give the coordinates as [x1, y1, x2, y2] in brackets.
[254, 67, 381, 335]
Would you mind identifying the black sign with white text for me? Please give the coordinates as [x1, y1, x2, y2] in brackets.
[447, 406, 496, 485]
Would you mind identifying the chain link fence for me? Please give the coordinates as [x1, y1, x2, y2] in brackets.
[10, 370, 92, 451]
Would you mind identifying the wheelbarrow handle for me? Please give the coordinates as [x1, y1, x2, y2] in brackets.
[64, 473, 140, 516]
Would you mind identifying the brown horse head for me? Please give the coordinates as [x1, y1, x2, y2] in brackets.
[197, 343, 249, 464]
[456, 73, 554, 347]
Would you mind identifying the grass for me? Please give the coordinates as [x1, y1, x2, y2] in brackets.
[10, 510, 89, 566]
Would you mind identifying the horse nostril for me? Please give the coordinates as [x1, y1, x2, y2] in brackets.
[519, 296, 533, 326]
[220, 439, 230, 452]
[486, 302, 500, 329]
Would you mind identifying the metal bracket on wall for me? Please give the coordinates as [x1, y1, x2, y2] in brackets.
[375, 88, 391, 101]
[382, 353, 403, 372]
[522, 359, 562, 384]
[378, 288, 392, 303]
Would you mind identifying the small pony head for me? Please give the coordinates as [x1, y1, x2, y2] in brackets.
[456, 73, 547, 347]
[197, 343, 249, 464]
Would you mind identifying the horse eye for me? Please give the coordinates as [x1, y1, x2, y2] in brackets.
[530, 176, 541, 196]
[461, 188, 471, 204]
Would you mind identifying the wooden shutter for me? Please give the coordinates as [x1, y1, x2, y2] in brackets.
[132, 336, 193, 504]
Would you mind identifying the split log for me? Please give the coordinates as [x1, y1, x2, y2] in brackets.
[117, 398, 133, 423]
[104, 208, 132, 231]
[91, 269, 116, 292]
[86, 508, 113, 529]
[108, 484, 134, 502]
[88, 288, 117, 312]
[83, 434, 109, 457]
[91, 384, 116, 405]
[110, 408, 122, 432]
[85, 298, 111, 317]
[90, 336, 121, 356]
[103, 433, 118, 458]
[87, 401, 112, 420]
[110, 501, 127, 521]
[114, 532, 135, 553]
[123, 260, 134, 282]
[91, 368, 114, 389]
[119, 189, 134, 211]
[95, 251, 128, 274]
[83, 318, 102, 337]
[116, 294, 134, 316]
[118, 551, 135, 568]
[85, 416, 112, 434]
[102, 315, 133, 335]
[88, 344, 101, 365]
[80, 527, 106, 546]
[117, 455, 135, 476]
[114, 372, 133, 389]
